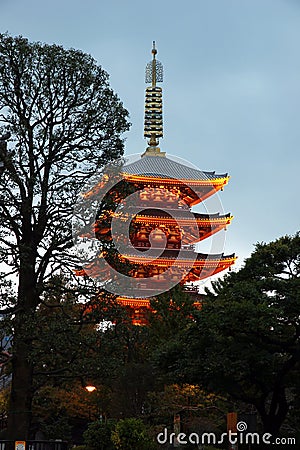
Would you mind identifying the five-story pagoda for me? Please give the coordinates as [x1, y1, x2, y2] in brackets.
[75, 43, 236, 324]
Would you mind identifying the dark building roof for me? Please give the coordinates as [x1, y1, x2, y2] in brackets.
[123, 156, 227, 181]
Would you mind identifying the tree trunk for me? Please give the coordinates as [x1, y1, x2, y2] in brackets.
[7, 261, 37, 440]
[7, 330, 33, 439]
[259, 387, 289, 436]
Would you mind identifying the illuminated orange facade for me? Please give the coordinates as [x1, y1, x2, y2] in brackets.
[76, 43, 236, 324]
[114, 157, 235, 322]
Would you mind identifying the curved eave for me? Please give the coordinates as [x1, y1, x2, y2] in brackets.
[117, 297, 151, 308]
[116, 297, 202, 308]
[133, 214, 233, 227]
[122, 253, 237, 267]
[122, 172, 230, 187]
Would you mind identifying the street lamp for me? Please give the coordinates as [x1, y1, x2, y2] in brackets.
[85, 385, 97, 420]
[85, 385, 96, 393]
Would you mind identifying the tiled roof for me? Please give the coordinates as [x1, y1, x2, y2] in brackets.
[123, 156, 227, 181]
[124, 249, 235, 261]
[133, 209, 231, 220]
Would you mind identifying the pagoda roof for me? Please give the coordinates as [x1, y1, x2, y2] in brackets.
[122, 250, 236, 265]
[133, 209, 232, 221]
[117, 297, 152, 308]
[122, 156, 228, 182]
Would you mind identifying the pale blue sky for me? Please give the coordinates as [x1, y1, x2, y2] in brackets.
[1, 0, 299, 271]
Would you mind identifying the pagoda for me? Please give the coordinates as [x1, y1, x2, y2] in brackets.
[76, 43, 236, 324]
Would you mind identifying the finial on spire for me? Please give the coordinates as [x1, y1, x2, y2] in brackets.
[152, 41, 157, 56]
[142, 42, 165, 157]
[145, 42, 163, 85]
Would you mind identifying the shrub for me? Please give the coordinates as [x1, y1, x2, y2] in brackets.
[83, 420, 115, 450]
[111, 418, 157, 450]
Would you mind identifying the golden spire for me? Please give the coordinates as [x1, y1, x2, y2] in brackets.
[142, 41, 165, 157]
[151, 41, 157, 87]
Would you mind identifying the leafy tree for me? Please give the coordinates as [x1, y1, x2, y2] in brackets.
[111, 418, 157, 450]
[28, 278, 155, 436]
[148, 285, 197, 385]
[110, 362, 155, 419]
[154, 233, 300, 435]
[29, 277, 124, 387]
[149, 284, 197, 342]
[83, 419, 116, 450]
[100, 287, 197, 421]
[87, 318, 154, 419]
[0, 33, 129, 438]
[32, 383, 112, 441]
[26, 280, 129, 439]
[148, 384, 227, 433]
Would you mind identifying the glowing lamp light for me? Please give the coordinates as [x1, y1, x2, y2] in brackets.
[85, 385, 96, 393]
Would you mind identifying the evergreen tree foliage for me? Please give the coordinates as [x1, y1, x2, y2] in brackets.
[152, 233, 300, 435]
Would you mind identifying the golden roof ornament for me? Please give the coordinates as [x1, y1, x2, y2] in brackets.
[142, 41, 165, 157]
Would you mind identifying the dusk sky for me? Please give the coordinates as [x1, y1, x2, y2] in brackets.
[1, 0, 299, 278]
